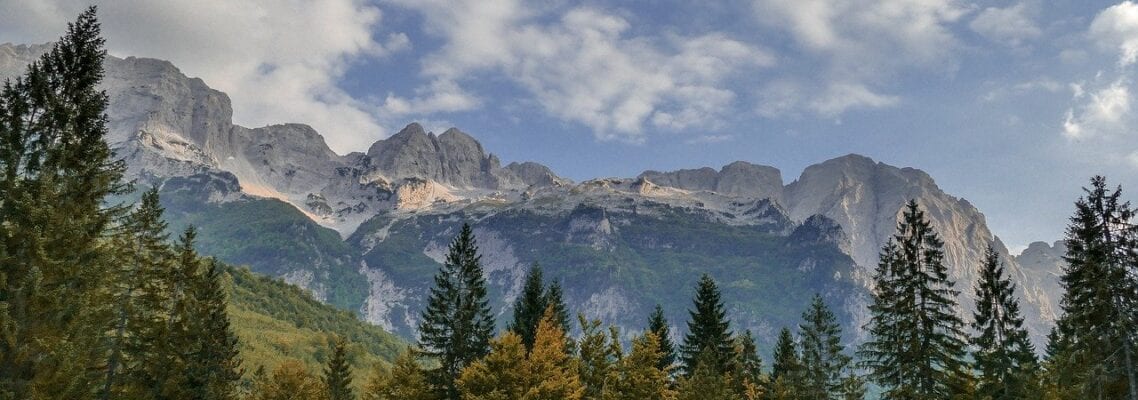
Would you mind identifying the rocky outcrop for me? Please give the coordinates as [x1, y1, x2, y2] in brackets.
[640, 161, 783, 202]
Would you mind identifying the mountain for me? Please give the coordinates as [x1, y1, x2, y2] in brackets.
[0, 43, 1061, 349]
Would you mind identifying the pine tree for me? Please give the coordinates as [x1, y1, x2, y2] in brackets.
[680, 274, 734, 376]
[858, 200, 969, 399]
[510, 263, 548, 351]
[1055, 176, 1138, 400]
[800, 294, 852, 400]
[970, 246, 1038, 400]
[324, 338, 354, 400]
[364, 348, 437, 400]
[0, 6, 127, 397]
[769, 327, 803, 398]
[604, 332, 677, 400]
[648, 304, 677, 372]
[418, 223, 495, 400]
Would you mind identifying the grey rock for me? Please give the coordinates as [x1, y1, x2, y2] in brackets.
[639, 161, 783, 202]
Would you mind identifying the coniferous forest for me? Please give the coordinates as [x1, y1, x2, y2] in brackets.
[4, 8, 1138, 400]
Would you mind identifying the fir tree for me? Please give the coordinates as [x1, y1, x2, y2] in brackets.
[0, 7, 127, 397]
[648, 304, 677, 372]
[102, 188, 172, 399]
[577, 315, 622, 399]
[970, 246, 1038, 400]
[324, 338, 354, 400]
[509, 263, 548, 351]
[1055, 176, 1138, 400]
[769, 327, 803, 398]
[858, 200, 969, 399]
[544, 281, 570, 332]
[679, 274, 735, 376]
[185, 257, 243, 399]
[734, 330, 765, 398]
[418, 223, 495, 400]
[676, 351, 736, 400]
[800, 294, 852, 400]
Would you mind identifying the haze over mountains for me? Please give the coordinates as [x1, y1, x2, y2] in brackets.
[0, 42, 1064, 348]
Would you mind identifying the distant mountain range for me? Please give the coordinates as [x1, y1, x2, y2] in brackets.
[0, 42, 1064, 350]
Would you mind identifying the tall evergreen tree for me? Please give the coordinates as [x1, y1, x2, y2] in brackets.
[769, 327, 803, 398]
[800, 294, 852, 400]
[1054, 176, 1138, 400]
[364, 348, 437, 400]
[604, 332, 677, 400]
[734, 330, 765, 397]
[577, 315, 622, 399]
[509, 263, 547, 351]
[0, 7, 127, 397]
[544, 280, 570, 332]
[970, 245, 1038, 400]
[648, 304, 677, 372]
[101, 188, 172, 399]
[680, 274, 735, 376]
[184, 257, 243, 399]
[418, 223, 495, 400]
[324, 338, 354, 400]
[858, 200, 968, 399]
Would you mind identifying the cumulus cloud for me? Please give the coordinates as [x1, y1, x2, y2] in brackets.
[0, 0, 401, 153]
[1063, 79, 1131, 140]
[970, 3, 1041, 47]
[751, 0, 969, 116]
[1090, 1, 1138, 66]
[383, 0, 773, 142]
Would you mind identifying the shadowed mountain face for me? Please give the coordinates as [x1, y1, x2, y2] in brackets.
[0, 43, 1059, 349]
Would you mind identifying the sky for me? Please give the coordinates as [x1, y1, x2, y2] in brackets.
[1, 0, 1137, 252]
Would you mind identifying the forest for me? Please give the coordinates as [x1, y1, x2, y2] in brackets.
[2, 8, 1137, 400]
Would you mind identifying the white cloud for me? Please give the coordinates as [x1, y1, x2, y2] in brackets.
[384, 0, 773, 142]
[751, 0, 969, 117]
[0, 0, 402, 154]
[1063, 79, 1131, 140]
[1090, 1, 1138, 66]
[970, 3, 1041, 46]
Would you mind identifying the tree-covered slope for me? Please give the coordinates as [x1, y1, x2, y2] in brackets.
[225, 265, 406, 388]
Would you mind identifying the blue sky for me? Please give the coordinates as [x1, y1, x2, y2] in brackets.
[2, 0, 1137, 251]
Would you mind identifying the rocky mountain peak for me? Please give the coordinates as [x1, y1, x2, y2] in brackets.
[638, 160, 783, 202]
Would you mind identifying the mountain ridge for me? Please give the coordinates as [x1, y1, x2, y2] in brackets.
[0, 42, 1061, 348]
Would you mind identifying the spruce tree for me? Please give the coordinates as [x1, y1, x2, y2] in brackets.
[324, 338, 354, 400]
[769, 327, 803, 397]
[605, 332, 677, 400]
[0, 7, 127, 397]
[509, 263, 547, 351]
[186, 258, 243, 399]
[456, 332, 527, 400]
[800, 294, 852, 400]
[680, 274, 734, 376]
[858, 200, 968, 399]
[525, 307, 585, 399]
[578, 315, 622, 399]
[734, 330, 764, 397]
[418, 223, 495, 400]
[970, 246, 1038, 400]
[1054, 176, 1138, 400]
[544, 280, 571, 332]
[648, 304, 677, 372]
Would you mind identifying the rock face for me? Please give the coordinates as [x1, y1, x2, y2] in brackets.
[0, 43, 1062, 348]
[639, 161, 783, 202]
